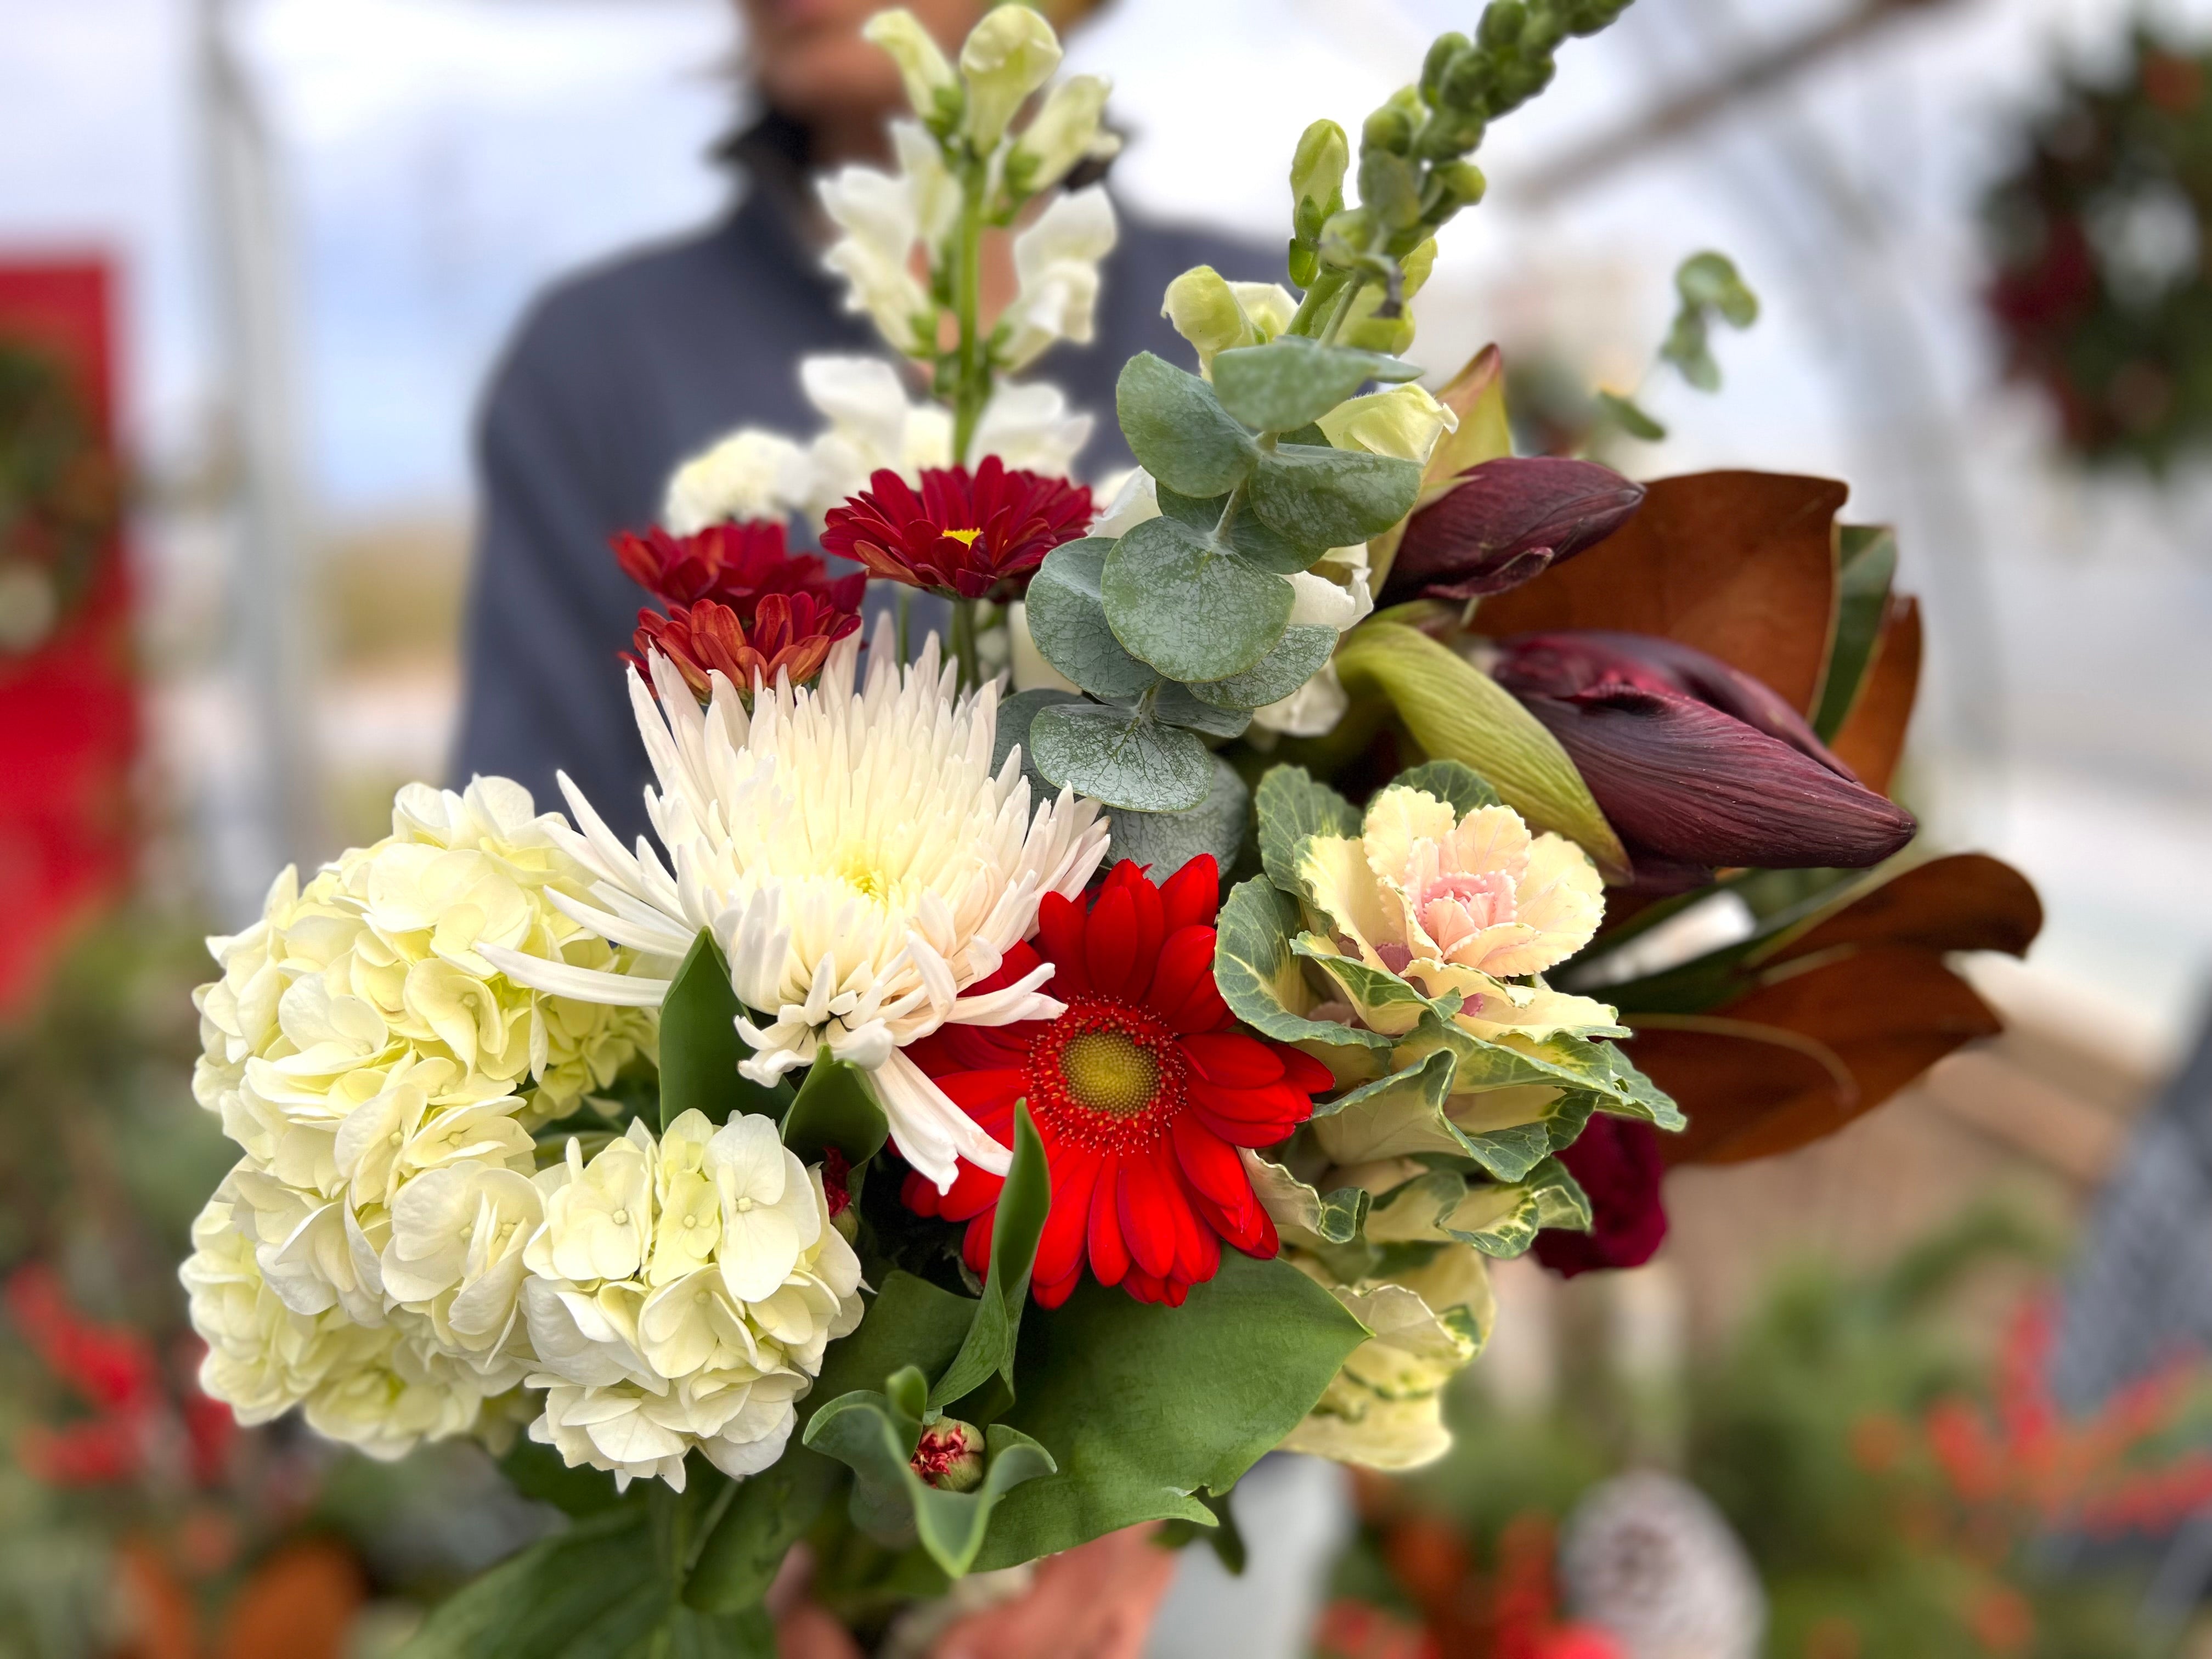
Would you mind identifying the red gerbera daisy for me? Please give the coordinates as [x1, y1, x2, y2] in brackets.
[629, 592, 859, 700]
[817, 457, 1092, 600]
[612, 519, 866, 619]
[902, 856, 1335, 1308]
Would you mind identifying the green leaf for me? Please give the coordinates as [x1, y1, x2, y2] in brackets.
[659, 1606, 775, 1659]
[1675, 250, 1759, 328]
[1291, 935, 1457, 1035]
[804, 1387, 1057, 1579]
[1252, 765, 1359, 903]
[1363, 1158, 1591, 1259]
[1210, 338, 1421, 435]
[931, 1106, 1049, 1410]
[1596, 390, 1666, 442]
[659, 932, 787, 1130]
[1025, 539, 1161, 701]
[994, 688, 1082, 803]
[1157, 482, 1323, 575]
[1105, 757, 1249, 879]
[810, 1271, 977, 1412]
[1247, 444, 1421, 551]
[1333, 625, 1627, 879]
[1116, 352, 1259, 497]
[1310, 1047, 1563, 1181]
[1101, 516, 1291, 683]
[1212, 877, 1388, 1051]
[1240, 1150, 1370, 1248]
[1152, 681, 1252, 740]
[1386, 759, 1501, 816]
[970, 1253, 1369, 1571]
[780, 1051, 889, 1169]
[684, 1451, 842, 1615]
[498, 1438, 630, 1519]
[1030, 700, 1214, 813]
[1188, 624, 1338, 712]
[1812, 526, 1899, 741]
[397, 1506, 667, 1659]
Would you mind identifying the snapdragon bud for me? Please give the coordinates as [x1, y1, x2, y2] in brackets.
[960, 5, 1063, 153]
[1430, 160, 1487, 213]
[1162, 266, 1254, 370]
[910, 1419, 985, 1492]
[864, 10, 960, 129]
[1290, 119, 1350, 224]
[1010, 72, 1116, 194]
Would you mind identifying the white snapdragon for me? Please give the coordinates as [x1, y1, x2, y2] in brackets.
[1011, 74, 1118, 193]
[998, 188, 1118, 372]
[520, 1113, 864, 1491]
[862, 9, 957, 125]
[958, 4, 1061, 152]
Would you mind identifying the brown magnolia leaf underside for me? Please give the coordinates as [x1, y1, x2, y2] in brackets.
[1827, 595, 1921, 796]
[1474, 471, 1844, 714]
[1767, 852, 2042, 967]
[1635, 944, 2001, 1165]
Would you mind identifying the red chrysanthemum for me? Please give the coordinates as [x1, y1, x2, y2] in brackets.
[628, 592, 860, 700]
[817, 458, 1093, 600]
[901, 857, 1334, 1308]
[611, 519, 866, 619]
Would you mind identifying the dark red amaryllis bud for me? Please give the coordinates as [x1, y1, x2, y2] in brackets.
[611, 520, 866, 619]
[1534, 1116, 1667, 1279]
[1381, 456, 1646, 603]
[628, 592, 860, 701]
[1492, 629, 1855, 780]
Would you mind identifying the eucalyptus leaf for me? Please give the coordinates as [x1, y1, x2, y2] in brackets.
[1152, 681, 1251, 739]
[780, 1051, 889, 1169]
[1188, 625, 1338, 712]
[1105, 758, 1249, 880]
[1116, 352, 1259, 497]
[969, 1253, 1369, 1570]
[1101, 516, 1291, 683]
[931, 1107, 1049, 1410]
[1248, 444, 1421, 551]
[1030, 701, 1214, 813]
[1212, 877, 1387, 1051]
[1154, 482, 1323, 573]
[1253, 766, 1359, 903]
[994, 689, 1082, 803]
[1386, 759, 1502, 816]
[1026, 540, 1161, 701]
[1211, 338, 1422, 435]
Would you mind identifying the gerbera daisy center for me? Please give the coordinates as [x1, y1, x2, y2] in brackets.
[940, 527, 983, 547]
[1057, 1030, 1160, 1118]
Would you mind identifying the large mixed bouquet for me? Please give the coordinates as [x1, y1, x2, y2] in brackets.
[178, 4, 2038, 1650]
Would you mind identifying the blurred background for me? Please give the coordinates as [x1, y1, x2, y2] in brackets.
[4, 0, 2212, 1654]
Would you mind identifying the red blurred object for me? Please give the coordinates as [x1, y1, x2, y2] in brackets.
[1533, 1115, 1668, 1280]
[0, 259, 137, 1017]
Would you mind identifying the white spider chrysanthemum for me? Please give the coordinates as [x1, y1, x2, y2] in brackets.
[488, 620, 1109, 1190]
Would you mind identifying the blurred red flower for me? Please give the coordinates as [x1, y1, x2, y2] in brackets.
[611, 519, 864, 618]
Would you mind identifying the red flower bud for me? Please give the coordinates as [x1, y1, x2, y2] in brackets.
[909, 1419, 984, 1492]
[1534, 1116, 1667, 1279]
[1382, 456, 1645, 603]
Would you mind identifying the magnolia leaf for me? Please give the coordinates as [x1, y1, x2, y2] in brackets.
[1153, 681, 1252, 740]
[1333, 624, 1627, 879]
[1106, 758, 1249, 879]
[1116, 352, 1259, 497]
[1188, 625, 1338, 712]
[1811, 525, 1899, 742]
[1385, 759, 1502, 816]
[932, 1108, 1049, 1410]
[1102, 516, 1291, 683]
[1213, 878, 1389, 1051]
[1031, 701, 1213, 814]
[970, 1253, 1369, 1570]
[804, 1385, 1057, 1579]
[1026, 539, 1162, 701]
[1239, 1149, 1370, 1248]
[397, 1506, 667, 1658]
[684, 1452, 842, 1616]
[1248, 444, 1422, 552]
[658, 932, 777, 1130]
[1210, 338, 1421, 435]
[1829, 594, 1921, 797]
[1253, 766, 1359, 904]
[781, 1051, 889, 1169]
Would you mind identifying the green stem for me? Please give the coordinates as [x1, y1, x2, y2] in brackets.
[950, 596, 981, 692]
[1316, 278, 1363, 347]
[1285, 269, 1348, 338]
[950, 153, 991, 466]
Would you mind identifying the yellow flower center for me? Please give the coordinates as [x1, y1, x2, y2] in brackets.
[1057, 1030, 1160, 1119]
[940, 527, 983, 548]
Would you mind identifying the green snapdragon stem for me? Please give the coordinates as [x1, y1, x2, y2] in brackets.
[950, 596, 982, 691]
[950, 155, 990, 466]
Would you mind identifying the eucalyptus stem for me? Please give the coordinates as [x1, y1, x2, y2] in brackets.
[949, 596, 982, 691]
[949, 154, 991, 466]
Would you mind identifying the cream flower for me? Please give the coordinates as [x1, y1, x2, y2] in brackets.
[820, 150, 939, 359]
[863, 9, 957, 122]
[521, 1113, 863, 1492]
[663, 429, 809, 537]
[998, 187, 1118, 372]
[488, 624, 1109, 1189]
[958, 3, 1060, 151]
[1161, 266, 1299, 373]
[1010, 73, 1119, 191]
[1299, 784, 1613, 1042]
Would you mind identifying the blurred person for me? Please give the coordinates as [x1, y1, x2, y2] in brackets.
[450, 0, 1269, 841]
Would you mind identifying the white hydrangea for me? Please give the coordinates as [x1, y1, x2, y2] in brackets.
[183, 778, 662, 1454]
[520, 1112, 864, 1492]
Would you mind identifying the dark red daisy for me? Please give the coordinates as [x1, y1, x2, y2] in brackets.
[902, 857, 1334, 1308]
[611, 519, 865, 619]
[628, 592, 860, 700]
[817, 458, 1092, 601]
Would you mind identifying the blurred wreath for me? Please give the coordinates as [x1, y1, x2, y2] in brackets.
[1983, 29, 2212, 470]
[0, 338, 119, 657]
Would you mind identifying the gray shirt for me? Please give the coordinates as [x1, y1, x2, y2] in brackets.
[450, 162, 1268, 844]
